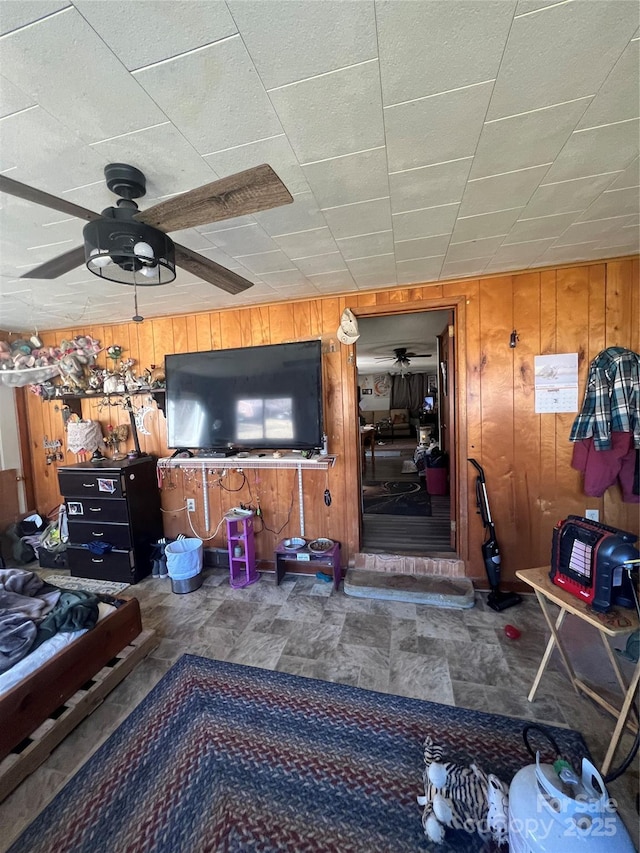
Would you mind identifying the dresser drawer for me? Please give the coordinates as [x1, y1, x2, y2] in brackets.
[67, 520, 132, 550]
[65, 498, 129, 524]
[59, 471, 124, 499]
[68, 546, 134, 583]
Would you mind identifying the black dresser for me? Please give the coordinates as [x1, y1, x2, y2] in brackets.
[58, 456, 163, 584]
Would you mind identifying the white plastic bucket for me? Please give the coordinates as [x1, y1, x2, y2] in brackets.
[165, 538, 203, 579]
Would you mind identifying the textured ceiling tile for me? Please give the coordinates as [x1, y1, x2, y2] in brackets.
[0, 75, 35, 118]
[197, 215, 258, 235]
[0, 1, 69, 36]
[353, 270, 398, 288]
[396, 255, 444, 284]
[594, 226, 640, 250]
[274, 227, 339, 259]
[170, 229, 219, 252]
[1, 9, 167, 144]
[487, 0, 638, 120]
[134, 37, 282, 154]
[209, 223, 279, 256]
[91, 124, 220, 201]
[73, 0, 237, 71]
[542, 119, 640, 184]
[392, 205, 459, 241]
[0, 107, 106, 194]
[553, 215, 637, 247]
[308, 270, 357, 291]
[576, 40, 640, 130]
[197, 245, 244, 269]
[579, 187, 640, 222]
[385, 82, 493, 172]
[446, 236, 505, 263]
[302, 148, 388, 208]
[268, 61, 384, 164]
[323, 197, 392, 239]
[376, 0, 513, 105]
[470, 98, 591, 180]
[523, 173, 621, 218]
[607, 158, 639, 191]
[451, 208, 522, 244]
[336, 231, 394, 260]
[394, 234, 451, 262]
[203, 135, 310, 196]
[389, 158, 472, 214]
[489, 237, 556, 265]
[254, 193, 326, 237]
[229, 0, 376, 90]
[231, 250, 292, 275]
[347, 253, 396, 278]
[504, 212, 583, 244]
[459, 164, 551, 216]
[440, 258, 490, 278]
[259, 269, 309, 287]
[538, 242, 601, 264]
[294, 252, 347, 275]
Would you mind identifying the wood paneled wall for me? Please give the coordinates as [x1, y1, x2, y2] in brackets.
[16, 257, 639, 582]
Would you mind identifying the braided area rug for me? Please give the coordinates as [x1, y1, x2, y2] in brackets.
[9, 655, 588, 853]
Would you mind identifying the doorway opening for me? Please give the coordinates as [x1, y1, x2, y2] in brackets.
[356, 309, 456, 555]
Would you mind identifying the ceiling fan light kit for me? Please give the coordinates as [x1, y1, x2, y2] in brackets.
[83, 214, 176, 286]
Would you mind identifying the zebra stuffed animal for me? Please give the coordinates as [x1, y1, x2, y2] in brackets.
[418, 736, 509, 846]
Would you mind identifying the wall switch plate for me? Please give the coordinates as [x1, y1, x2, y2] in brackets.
[186, 498, 196, 512]
[585, 509, 599, 522]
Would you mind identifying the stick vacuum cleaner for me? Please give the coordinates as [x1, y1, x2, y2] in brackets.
[468, 458, 522, 612]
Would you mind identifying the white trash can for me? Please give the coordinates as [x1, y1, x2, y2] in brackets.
[165, 538, 203, 594]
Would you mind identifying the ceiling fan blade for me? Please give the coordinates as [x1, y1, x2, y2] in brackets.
[407, 352, 433, 358]
[136, 164, 293, 232]
[21, 244, 86, 279]
[0, 174, 102, 222]
[174, 244, 253, 295]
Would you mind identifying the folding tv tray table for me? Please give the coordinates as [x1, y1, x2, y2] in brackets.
[516, 566, 640, 775]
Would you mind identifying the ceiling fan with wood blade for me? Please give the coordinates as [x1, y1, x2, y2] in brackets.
[0, 163, 293, 295]
[374, 347, 433, 366]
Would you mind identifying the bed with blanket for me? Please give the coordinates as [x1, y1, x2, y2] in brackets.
[0, 568, 156, 801]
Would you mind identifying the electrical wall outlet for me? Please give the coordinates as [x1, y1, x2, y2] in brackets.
[585, 508, 599, 522]
[186, 498, 196, 512]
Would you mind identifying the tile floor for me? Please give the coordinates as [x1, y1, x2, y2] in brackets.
[0, 567, 638, 850]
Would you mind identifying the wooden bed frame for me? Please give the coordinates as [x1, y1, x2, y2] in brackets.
[0, 597, 157, 801]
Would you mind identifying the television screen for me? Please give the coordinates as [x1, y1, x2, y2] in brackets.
[165, 341, 324, 451]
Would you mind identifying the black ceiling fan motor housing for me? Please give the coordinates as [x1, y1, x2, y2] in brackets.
[104, 163, 146, 201]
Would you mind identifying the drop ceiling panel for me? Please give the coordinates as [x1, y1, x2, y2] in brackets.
[504, 212, 582, 244]
[336, 231, 393, 260]
[488, 238, 556, 267]
[396, 255, 444, 285]
[441, 258, 490, 278]
[273, 227, 339, 259]
[576, 40, 640, 130]
[255, 193, 327, 237]
[459, 164, 551, 217]
[523, 173, 621, 219]
[208, 223, 279, 256]
[451, 208, 522, 244]
[486, 1, 638, 120]
[0, 1, 69, 36]
[392, 205, 459, 241]
[579, 187, 640, 222]
[347, 253, 396, 279]
[1, 9, 167, 144]
[376, 0, 514, 105]
[322, 197, 392, 239]
[553, 215, 638, 247]
[302, 147, 388, 208]
[470, 98, 593, 180]
[308, 270, 357, 291]
[259, 269, 309, 287]
[228, 249, 289, 274]
[394, 235, 451, 262]
[203, 134, 311, 196]
[294, 252, 346, 276]
[353, 270, 397, 289]
[229, 0, 377, 90]
[385, 82, 493, 172]
[268, 60, 384, 164]
[389, 158, 473, 214]
[133, 36, 282, 154]
[446, 236, 505, 263]
[541, 119, 640, 184]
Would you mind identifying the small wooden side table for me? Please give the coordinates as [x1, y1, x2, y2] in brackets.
[516, 566, 639, 775]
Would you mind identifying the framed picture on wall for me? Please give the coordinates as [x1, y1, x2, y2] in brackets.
[362, 388, 373, 395]
[427, 375, 438, 394]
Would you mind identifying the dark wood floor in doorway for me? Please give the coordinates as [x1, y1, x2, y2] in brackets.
[361, 439, 453, 554]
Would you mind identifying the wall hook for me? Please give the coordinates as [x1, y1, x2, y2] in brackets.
[509, 330, 519, 348]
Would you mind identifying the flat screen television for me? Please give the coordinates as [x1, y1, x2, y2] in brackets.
[165, 340, 324, 452]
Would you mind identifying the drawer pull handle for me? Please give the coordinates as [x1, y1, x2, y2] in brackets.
[91, 531, 104, 536]
[91, 558, 103, 563]
[83, 483, 95, 488]
[89, 508, 101, 512]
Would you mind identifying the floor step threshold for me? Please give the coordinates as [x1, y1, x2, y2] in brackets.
[344, 569, 475, 609]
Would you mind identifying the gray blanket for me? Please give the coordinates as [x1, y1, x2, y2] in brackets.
[0, 569, 61, 673]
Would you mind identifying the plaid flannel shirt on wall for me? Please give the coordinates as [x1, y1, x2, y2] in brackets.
[570, 347, 640, 450]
